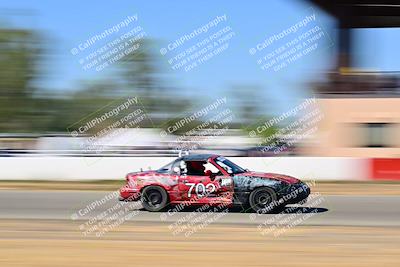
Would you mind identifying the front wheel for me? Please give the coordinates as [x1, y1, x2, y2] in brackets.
[249, 187, 282, 213]
[141, 186, 168, 212]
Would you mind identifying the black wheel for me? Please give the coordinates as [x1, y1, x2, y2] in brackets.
[141, 186, 168, 212]
[249, 187, 280, 214]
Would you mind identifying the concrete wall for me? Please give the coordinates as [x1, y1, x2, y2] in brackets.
[0, 156, 367, 181]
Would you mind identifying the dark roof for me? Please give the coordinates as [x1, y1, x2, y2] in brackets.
[309, 0, 400, 28]
[179, 154, 217, 161]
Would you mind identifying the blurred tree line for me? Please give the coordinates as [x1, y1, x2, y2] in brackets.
[0, 28, 41, 132]
[0, 24, 276, 136]
[0, 26, 192, 133]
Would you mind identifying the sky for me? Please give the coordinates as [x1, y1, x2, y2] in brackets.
[0, 0, 398, 115]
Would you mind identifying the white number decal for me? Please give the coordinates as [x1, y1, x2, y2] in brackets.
[186, 183, 196, 197]
[185, 183, 216, 197]
[221, 178, 232, 186]
[205, 183, 216, 196]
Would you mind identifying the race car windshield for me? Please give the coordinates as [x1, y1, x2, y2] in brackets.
[215, 157, 246, 175]
[156, 161, 174, 173]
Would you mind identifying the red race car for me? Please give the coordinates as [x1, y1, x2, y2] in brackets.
[119, 154, 310, 213]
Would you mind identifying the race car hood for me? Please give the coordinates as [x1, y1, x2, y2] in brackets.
[241, 171, 300, 184]
[127, 170, 157, 177]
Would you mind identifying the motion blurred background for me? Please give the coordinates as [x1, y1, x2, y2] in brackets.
[0, 0, 399, 181]
[1, 2, 400, 267]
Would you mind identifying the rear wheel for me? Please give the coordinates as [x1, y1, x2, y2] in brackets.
[141, 186, 168, 212]
[249, 187, 281, 213]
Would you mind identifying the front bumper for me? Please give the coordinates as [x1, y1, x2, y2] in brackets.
[283, 182, 311, 204]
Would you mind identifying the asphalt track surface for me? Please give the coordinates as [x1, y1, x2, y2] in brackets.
[0, 190, 400, 227]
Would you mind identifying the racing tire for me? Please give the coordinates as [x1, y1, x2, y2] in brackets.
[141, 186, 169, 212]
[249, 187, 281, 214]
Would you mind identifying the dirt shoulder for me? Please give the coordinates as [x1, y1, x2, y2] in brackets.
[0, 219, 399, 267]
